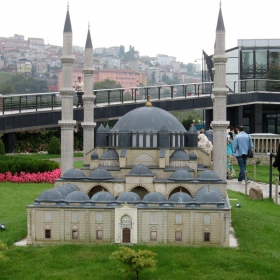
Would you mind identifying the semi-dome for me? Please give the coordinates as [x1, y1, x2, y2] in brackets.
[195, 186, 223, 203]
[110, 106, 187, 133]
[91, 151, 99, 159]
[91, 191, 115, 202]
[117, 192, 141, 203]
[66, 191, 90, 202]
[170, 150, 189, 160]
[88, 168, 114, 180]
[61, 169, 87, 180]
[36, 189, 63, 202]
[169, 169, 194, 181]
[196, 170, 223, 181]
[127, 164, 153, 176]
[100, 149, 119, 160]
[169, 192, 193, 203]
[143, 192, 167, 203]
[189, 152, 197, 160]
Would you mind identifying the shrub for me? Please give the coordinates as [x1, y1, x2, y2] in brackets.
[47, 136, 61, 154]
[0, 139, 5, 155]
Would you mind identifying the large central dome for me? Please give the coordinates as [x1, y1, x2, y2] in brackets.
[111, 106, 186, 133]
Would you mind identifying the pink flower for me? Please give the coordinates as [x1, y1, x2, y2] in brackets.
[0, 169, 61, 183]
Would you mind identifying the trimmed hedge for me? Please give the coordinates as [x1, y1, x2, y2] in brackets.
[0, 156, 59, 174]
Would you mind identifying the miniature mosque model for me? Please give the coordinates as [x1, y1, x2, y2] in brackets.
[26, 4, 231, 246]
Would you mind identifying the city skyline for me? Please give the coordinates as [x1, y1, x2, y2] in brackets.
[1, 0, 280, 64]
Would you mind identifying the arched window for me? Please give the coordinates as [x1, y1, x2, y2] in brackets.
[204, 227, 210, 242]
[96, 213, 102, 222]
[204, 215, 210, 224]
[45, 225, 51, 239]
[176, 214, 182, 224]
[150, 214, 157, 224]
[150, 226, 157, 241]
[175, 227, 182, 241]
[72, 225, 78, 240]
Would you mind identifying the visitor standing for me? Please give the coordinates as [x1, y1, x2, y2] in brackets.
[226, 132, 235, 178]
[233, 126, 253, 183]
[73, 76, 84, 107]
[205, 126, 213, 144]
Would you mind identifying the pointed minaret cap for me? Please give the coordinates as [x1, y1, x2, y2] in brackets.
[85, 23, 93, 49]
[216, 2, 225, 32]
[63, 3, 72, 33]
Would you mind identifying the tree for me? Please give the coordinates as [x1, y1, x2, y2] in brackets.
[94, 78, 122, 90]
[0, 139, 5, 155]
[186, 63, 194, 76]
[110, 246, 157, 280]
[47, 136, 61, 154]
[0, 84, 14, 94]
[266, 64, 280, 91]
[151, 72, 156, 84]
[119, 45, 125, 57]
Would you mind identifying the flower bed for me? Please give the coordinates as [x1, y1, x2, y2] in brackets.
[0, 168, 61, 183]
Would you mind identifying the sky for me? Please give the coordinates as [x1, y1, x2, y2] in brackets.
[2, 0, 280, 64]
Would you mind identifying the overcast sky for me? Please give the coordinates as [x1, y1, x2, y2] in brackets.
[1, 0, 280, 64]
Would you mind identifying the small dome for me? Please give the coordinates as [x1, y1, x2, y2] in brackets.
[97, 124, 105, 132]
[169, 169, 194, 181]
[36, 189, 63, 201]
[55, 185, 74, 198]
[88, 168, 114, 180]
[196, 170, 223, 181]
[189, 152, 197, 160]
[143, 192, 167, 203]
[61, 169, 86, 180]
[91, 152, 99, 159]
[169, 192, 193, 203]
[188, 125, 197, 134]
[170, 150, 189, 160]
[117, 192, 141, 203]
[62, 183, 80, 192]
[195, 186, 223, 203]
[66, 191, 90, 202]
[91, 191, 115, 202]
[100, 149, 119, 160]
[127, 164, 153, 176]
[105, 124, 110, 132]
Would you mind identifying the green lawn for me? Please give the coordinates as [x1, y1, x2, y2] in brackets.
[0, 182, 280, 279]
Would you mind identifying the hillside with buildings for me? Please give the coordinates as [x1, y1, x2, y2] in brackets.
[0, 34, 201, 92]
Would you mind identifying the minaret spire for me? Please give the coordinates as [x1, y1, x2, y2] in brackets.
[81, 23, 96, 165]
[210, 3, 229, 181]
[58, 5, 76, 174]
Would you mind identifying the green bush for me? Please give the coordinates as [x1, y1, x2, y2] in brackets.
[47, 136, 61, 154]
[0, 156, 59, 174]
[0, 139, 5, 155]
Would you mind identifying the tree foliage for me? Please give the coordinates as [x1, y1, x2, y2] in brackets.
[0, 139, 5, 155]
[266, 64, 280, 91]
[0, 74, 48, 94]
[110, 246, 157, 280]
[94, 78, 122, 90]
[47, 136, 61, 155]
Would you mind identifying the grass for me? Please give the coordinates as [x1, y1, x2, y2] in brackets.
[1, 183, 280, 279]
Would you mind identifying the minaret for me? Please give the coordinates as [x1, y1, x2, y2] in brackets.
[81, 24, 96, 165]
[211, 2, 229, 181]
[58, 4, 76, 174]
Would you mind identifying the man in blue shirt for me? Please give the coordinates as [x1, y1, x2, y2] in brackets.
[233, 126, 254, 183]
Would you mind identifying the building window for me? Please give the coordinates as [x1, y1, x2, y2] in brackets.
[204, 232, 210, 242]
[96, 230, 103, 240]
[150, 214, 157, 224]
[175, 231, 182, 241]
[72, 213, 78, 223]
[150, 231, 157, 241]
[45, 212, 51, 221]
[72, 230, 78, 239]
[96, 213, 102, 222]
[204, 215, 210, 224]
[45, 229, 51, 239]
[175, 214, 182, 224]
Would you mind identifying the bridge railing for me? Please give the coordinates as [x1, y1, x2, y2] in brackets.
[0, 82, 214, 115]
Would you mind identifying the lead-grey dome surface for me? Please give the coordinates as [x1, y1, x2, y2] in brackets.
[195, 186, 223, 203]
[169, 192, 193, 203]
[101, 149, 119, 160]
[66, 191, 90, 202]
[91, 152, 99, 159]
[117, 192, 141, 203]
[196, 170, 223, 181]
[62, 183, 79, 192]
[127, 164, 153, 176]
[110, 106, 187, 133]
[36, 189, 63, 201]
[170, 150, 189, 160]
[55, 186, 74, 198]
[91, 191, 116, 202]
[169, 169, 194, 181]
[143, 192, 167, 203]
[88, 168, 114, 180]
[61, 169, 87, 180]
